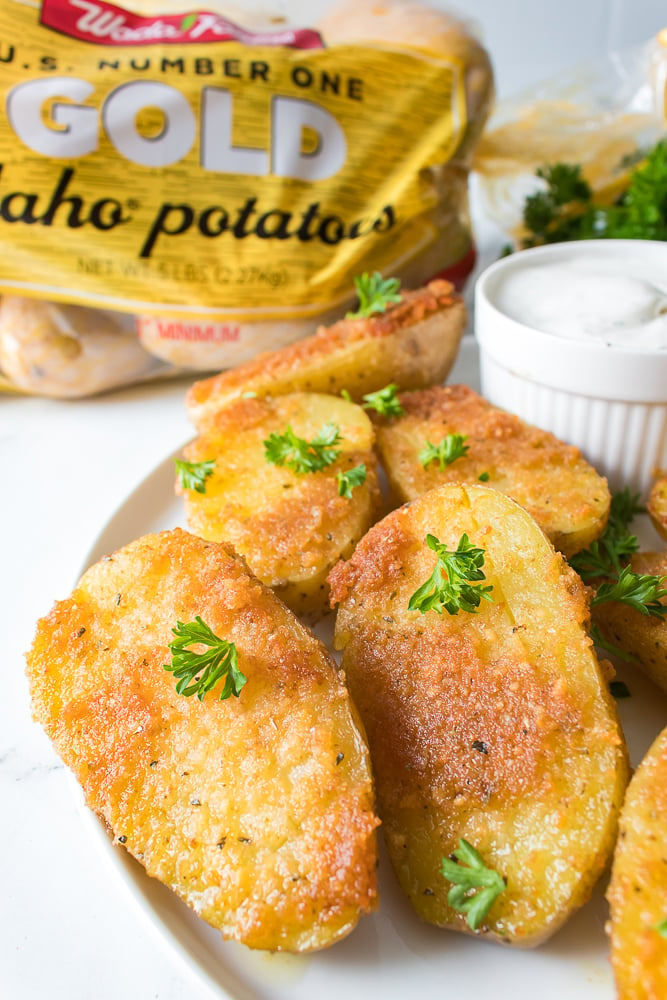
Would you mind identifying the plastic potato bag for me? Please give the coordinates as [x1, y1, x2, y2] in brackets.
[474, 30, 667, 244]
[0, 0, 493, 396]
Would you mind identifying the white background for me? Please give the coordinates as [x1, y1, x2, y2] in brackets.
[3, 2, 667, 999]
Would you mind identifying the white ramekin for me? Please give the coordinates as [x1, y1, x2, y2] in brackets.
[474, 240, 667, 496]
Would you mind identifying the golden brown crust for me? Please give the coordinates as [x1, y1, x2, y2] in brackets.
[185, 281, 465, 429]
[607, 727, 667, 1000]
[373, 384, 610, 558]
[180, 393, 381, 620]
[26, 529, 379, 952]
[648, 476, 667, 542]
[329, 484, 628, 945]
[593, 551, 667, 696]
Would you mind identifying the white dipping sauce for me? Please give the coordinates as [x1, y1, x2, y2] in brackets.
[495, 256, 667, 349]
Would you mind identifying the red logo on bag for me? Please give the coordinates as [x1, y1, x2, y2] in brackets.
[40, 0, 325, 48]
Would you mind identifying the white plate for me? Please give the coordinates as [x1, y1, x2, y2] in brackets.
[73, 337, 667, 1000]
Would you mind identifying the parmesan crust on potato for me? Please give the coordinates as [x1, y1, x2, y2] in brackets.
[607, 726, 667, 1000]
[26, 529, 379, 952]
[185, 280, 465, 430]
[372, 384, 610, 558]
[179, 392, 381, 620]
[329, 484, 628, 945]
[647, 475, 667, 541]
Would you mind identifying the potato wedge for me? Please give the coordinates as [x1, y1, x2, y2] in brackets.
[373, 384, 610, 558]
[607, 726, 667, 1000]
[179, 392, 381, 620]
[185, 280, 465, 430]
[648, 475, 667, 541]
[26, 529, 379, 952]
[328, 483, 628, 944]
[592, 551, 667, 696]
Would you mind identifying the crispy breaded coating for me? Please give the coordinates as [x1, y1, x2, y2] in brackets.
[372, 384, 610, 558]
[179, 392, 381, 620]
[26, 529, 379, 952]
[185, 281, 465, 430]
[648, 475, 667, 541]
[607, 726, 667, 1000]
[593, 551, 667, 697]
[329, 484, 628, 945]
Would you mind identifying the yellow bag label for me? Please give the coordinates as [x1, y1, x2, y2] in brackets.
[0, 0, 466, 319]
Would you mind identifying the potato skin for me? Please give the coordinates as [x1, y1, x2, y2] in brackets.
[329, 484, 628, 944]
[26, 529, 379, 952]
[179, 393, 381, 620]
[185, 281, 465, 430]
[647, 476, 667, 542]
[593, 551, 667, 696]
[607, 727, 667, 1000]
[373, 384, 610, 558]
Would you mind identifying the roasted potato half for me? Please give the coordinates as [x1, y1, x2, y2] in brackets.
[647, 475, 667, 541]
[328, 483, 628, 945]
[592, 551, 667, 696]
[179, 392, 381, 620]
[372, 384, 610, 558]
[186, 280, 465, 430]
[26, 529, 379, 952]
[607, 726, 667, 1000]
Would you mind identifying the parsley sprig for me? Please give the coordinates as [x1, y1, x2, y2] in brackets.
[264, 422, 341, 475]
[570, 488, 644, 582]
[337, 463, 367, 499]
[440, 839, 507, 931]
[163, 616, 245, 702]
[516, 139, 667, 249]
[362, 383, 404, 417]
[655, 917, 667, 938]
[346, 272, 402, 319]
[175, 459, 215, 494]
[591, 565, 667, 617]
[409, 533, 494, 616]
[419, 434, 469, 470]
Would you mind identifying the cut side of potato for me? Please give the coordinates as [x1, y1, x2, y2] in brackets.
[592, 551, 667, 696]
[26, 529, 379, 953]
[647, 475, 667, 541]
[373, 384, 610, 558]
[185, 280, 465, 430]
[179, 392, 381, 620]
[607, 726, 667, 1000]
[328, 483, 628, 945]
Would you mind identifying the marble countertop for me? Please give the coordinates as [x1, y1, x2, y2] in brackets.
[1, 377, 216, 1000]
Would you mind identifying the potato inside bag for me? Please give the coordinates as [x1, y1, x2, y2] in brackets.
[0, 0, 493, 393]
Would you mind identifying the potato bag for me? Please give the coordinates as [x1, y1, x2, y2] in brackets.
[0, 0, 493, 392]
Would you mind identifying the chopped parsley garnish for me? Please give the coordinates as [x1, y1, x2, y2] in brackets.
[570, 488, 644, 582]
[163, 616, 245, 702]
[337, 463, 367, 499]
[175, 459, 215, 494]
[264, 422, 341, 475]
[409, 533, 494, 616]
[419, 433, 469, 471]
[346, 272, 402, 319]
[478, 472, 490, 482]
[362, 383, 404, 417]
[591, 565, 667, 618]
[655, 917, 667, 938]
[440, 839, 506, 931]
